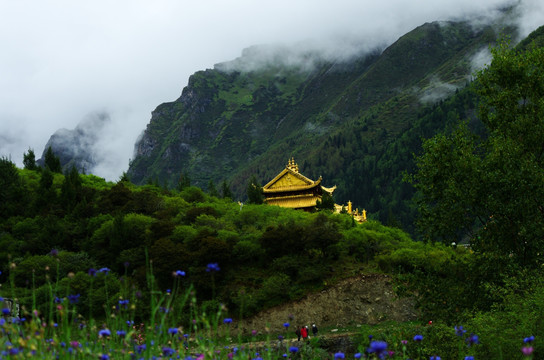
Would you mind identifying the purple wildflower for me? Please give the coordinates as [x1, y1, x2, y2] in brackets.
[522, 346, 534, 356]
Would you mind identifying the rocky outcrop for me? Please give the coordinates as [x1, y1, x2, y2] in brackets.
[38, 111, 110, 173]
[238, 274, 417, 335]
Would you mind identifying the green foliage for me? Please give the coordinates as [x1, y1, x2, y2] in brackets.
[315, 191, 335, 211]
[0, 157, 28, 218]
[44, 146, 62, 173]
[23, 148, 37, 170]
[410, 41, 544, 267]
[246, 175, 263, 204]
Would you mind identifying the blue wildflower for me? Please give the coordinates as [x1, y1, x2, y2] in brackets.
[224, 318, 233, 324]
[206, 262, 220, 272]
[524, 336, 535, 343]
[88, 268, 97, 276]
[455, 325, 466, 337]
[99, 354, 109, 360]
[466, 334, 479, 346]
[1, 308, 10, 315]
[368, 341, 388, 359]
[98, 329, 111, 337]
[283, 322, 290, 328]
[50, 249, 58, 256]
[289, 346, 299, 353]
[98, 267, 110, 274]
[465, 356, 475, 360]
[116, 330, 126, 337]
[278, 335, 284, 341]
[68, 294, 80, 304]
[413, 334, 424, 342]
[168, 327, 178, 335]
[119, 299, 129, 308]
[162, 347, 175, 356]
[354, 353, 362, 359]
[430, 357, 441, 360]
[334, 352, 345, 359]
[175, 270, 186, 276]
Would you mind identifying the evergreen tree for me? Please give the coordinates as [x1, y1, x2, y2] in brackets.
[23, 148, 37, 170]
[118, 172, 130, 183]
[221, 180, 233, 199]
[207, 179, 220, 198]
[60, 166, 82, 211]
[316, 191, 335, 211]
[246, 175, 264, 204]
[0, 157, 26, 218]
[177, 172, 191, 191]
[44, 146, 62, 173]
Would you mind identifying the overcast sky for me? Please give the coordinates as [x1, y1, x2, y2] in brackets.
[1, 0, 542, 181]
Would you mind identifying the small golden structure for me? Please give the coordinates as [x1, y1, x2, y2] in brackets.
[262, 158, 336, 211]
[334, 200, 367, 223]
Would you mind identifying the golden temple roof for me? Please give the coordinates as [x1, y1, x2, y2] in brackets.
[263, 158, 323, 194]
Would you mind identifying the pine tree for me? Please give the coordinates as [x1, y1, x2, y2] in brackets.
[246, 175, 263, 204]
[221, 180, 233, 199]
[207, 179, 220, 197]
[23, 148, 37, 170]
[44, 146, 62, 173]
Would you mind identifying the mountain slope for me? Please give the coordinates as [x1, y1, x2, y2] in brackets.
[127, 19, 516, 231]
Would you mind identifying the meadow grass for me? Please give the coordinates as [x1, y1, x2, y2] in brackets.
[0, 262, 536, 360]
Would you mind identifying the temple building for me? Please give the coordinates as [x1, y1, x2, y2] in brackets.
[262, 158, 336, 211]
[334, 200, 367, 223]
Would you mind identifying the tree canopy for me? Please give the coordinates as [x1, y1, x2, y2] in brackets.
[409, 41, 544, 267]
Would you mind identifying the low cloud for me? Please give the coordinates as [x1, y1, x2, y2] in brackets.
[0, 0, 541, 181]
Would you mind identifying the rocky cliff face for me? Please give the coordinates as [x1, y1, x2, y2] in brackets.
[38, 111, 110, 174]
